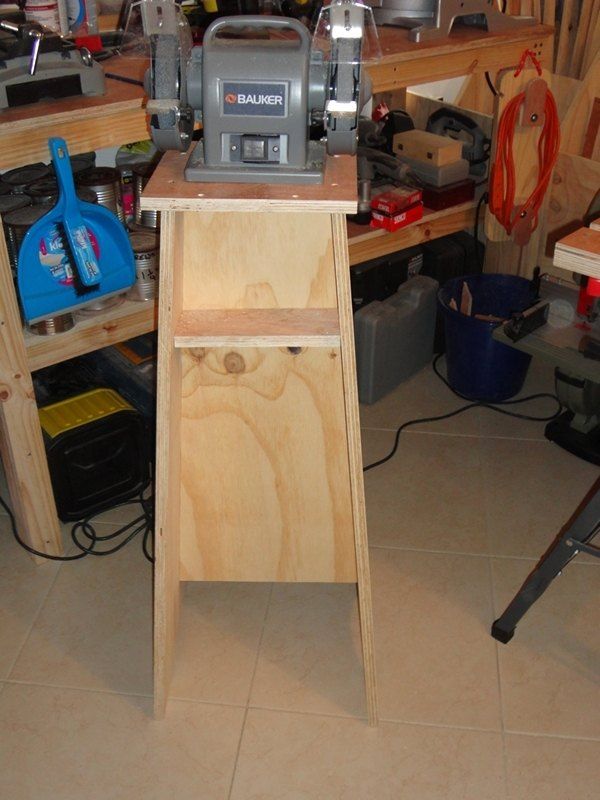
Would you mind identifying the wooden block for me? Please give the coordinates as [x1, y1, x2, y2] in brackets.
[393, 129, 463, 166]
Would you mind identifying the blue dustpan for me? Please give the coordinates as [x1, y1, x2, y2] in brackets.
[18, 138, 135, 324]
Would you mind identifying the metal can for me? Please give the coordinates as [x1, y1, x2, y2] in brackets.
[2, 163, 51, 194]
[76, 167, 124, 222]
[24, 0, 61, 32]
[133, 163, 160, 229]
[3, 203, 53, 275]
[0, 194, 31, 216]
[27, 178, 99, 206]
[127, 231, 159, 301]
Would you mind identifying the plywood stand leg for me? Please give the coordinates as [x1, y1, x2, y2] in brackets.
[146, 153, 377, 724]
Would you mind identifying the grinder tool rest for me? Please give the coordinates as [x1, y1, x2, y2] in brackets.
[140, 0, 378, 183]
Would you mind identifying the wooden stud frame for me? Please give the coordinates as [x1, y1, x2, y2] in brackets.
[143, 154, 378, 725]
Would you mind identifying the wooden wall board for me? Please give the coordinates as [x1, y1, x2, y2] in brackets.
[0, 215, 62, 558]
[141, 152, 357, 214]
[154, 212, 184, 718]
[180, 211, 338, 311]
[178, 345, 358, 583]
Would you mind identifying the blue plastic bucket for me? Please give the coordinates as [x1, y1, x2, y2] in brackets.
[438, 274, 534, 402]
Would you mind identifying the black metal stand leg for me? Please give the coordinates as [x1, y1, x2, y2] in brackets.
[491, 477, 600, 644]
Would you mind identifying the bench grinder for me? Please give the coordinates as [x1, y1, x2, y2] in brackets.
[140, 0, 375, 183]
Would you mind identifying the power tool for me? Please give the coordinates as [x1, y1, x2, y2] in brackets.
[364, 0, 535, 43]
[140, 0, 376, 183]
[0, 14, 104, 109]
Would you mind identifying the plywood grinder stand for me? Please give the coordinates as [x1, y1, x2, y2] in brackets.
[141, 151, 378, 725]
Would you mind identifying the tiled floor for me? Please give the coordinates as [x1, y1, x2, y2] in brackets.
[1, 358, 599, 799]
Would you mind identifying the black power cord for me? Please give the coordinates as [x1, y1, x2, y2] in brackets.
[0, 487, 154, 563]
[363, 354, 563, 473]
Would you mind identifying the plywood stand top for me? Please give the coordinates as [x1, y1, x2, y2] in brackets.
[141, 151, 357, 213]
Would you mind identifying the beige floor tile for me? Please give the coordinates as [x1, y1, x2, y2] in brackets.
[0, 683, 244, 800]
[359, 359, 482, 436]
[230, 708, 506, 800]
[363, 429, 489, 555]
[505, 733, 600, 800]
[170, 581, 271, 705]
[372, 547, 502, 729]
[477, 358, 558, 441]
[481, 438, 598, 560]
[0, 517, 60, 679]
[250, 584, 367, 718]
[9, 541, 153, 695]
[492, 558, 600, 738]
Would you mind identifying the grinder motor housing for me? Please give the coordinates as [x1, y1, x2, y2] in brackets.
[142, 1, 371, 183]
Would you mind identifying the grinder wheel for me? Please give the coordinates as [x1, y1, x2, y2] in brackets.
[150, 32, 194, 151]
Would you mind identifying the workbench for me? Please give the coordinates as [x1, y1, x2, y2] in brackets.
[0, 21, 553, 559]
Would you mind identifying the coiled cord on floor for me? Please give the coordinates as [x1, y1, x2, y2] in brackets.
[363, 354, 563, 473]
[0, 487, 154, 563]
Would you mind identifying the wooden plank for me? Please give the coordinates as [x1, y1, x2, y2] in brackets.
[582, 4, 600, 76]
[179, 345, 358, 583]
[173, 308, 340, 348]
[0, 210, 62, 558]
[555, 0, 578, 74]
[142, 152, 357, 214]
[154, 212, 184, 719]
[347, 202, 477, 265]
[571, 0, 596, 77]
[561, 55, 600, 156]
[368, 24, 554, 92]
[180, 212, 338, 311]
[405, 91, 493, 141]
[25, 300, 157, 372]
[553, 227, 600, 277]
[0, 57, 149, 170]
[582, 97, 600, 159]
[331, 213, 378, 727]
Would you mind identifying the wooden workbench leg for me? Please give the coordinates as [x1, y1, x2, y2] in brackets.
[154, 211, 183, 718]
[332, 213, 378, 727]
[0, 227, 62, 559]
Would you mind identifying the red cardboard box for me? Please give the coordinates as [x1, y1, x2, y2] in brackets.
[371, 186, 423, 215]
[370, 201, 424, 232]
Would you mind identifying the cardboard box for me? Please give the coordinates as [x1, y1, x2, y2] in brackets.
[371, 186, 423, 215]
[393, 129, 463, 167]
[370, 201, 424, 232]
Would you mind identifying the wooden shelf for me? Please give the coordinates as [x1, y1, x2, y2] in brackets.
[173, 308, 340, 348]
[25, 298, 157, 372]
[0, 56, 149, 170]
[369, 23, 554, 91]
[347, 201, 477, 265]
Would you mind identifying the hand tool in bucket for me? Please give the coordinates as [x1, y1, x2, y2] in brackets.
[18, 137, 135, 324]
